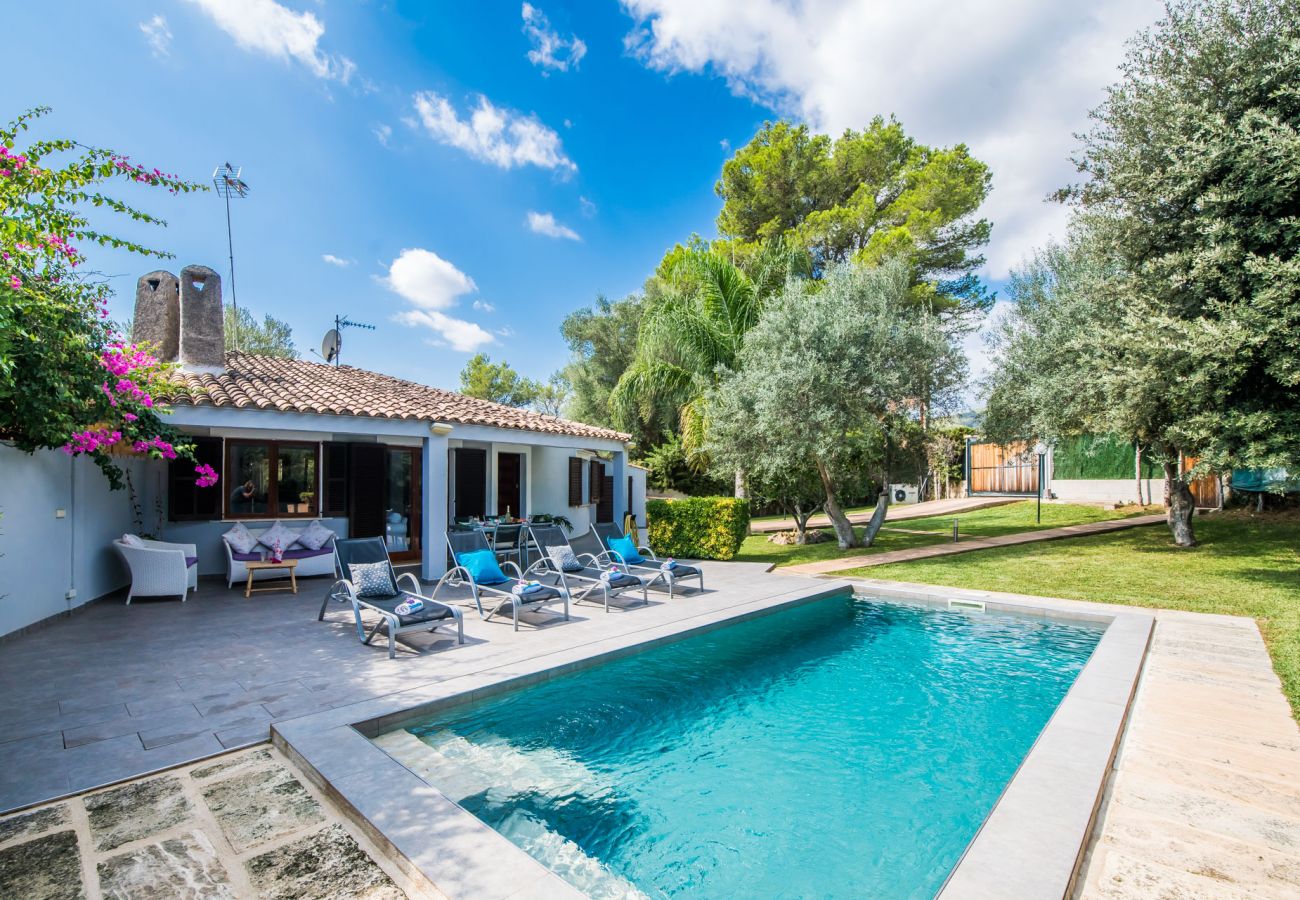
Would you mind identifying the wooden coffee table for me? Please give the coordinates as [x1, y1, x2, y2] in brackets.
[244, 559, 299, 598]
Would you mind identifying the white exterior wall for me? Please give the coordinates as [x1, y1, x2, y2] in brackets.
[530, 445, 595, 536]
[1050, 478, 1163, 504]
[0, 446, 148, 636]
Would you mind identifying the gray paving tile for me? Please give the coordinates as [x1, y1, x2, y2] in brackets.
[214, 722, 272, 749]
[62, 705, 202, 750]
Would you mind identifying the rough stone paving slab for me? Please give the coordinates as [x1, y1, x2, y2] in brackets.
[85, 775, 193, 853]
[201, 765, 325, 853]
[0, 803, 69, 845]
[0, 829, 84, 900]
[190, 746, 273, 781]
[97, 832, 235, 900]
[245, 822, 404, 900]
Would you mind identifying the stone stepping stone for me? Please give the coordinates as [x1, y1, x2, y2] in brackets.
[0, 830, 83, 900]
[245, 823, 402, 900]
[86, 776, 193, 853]
[98, 831, 234, 899]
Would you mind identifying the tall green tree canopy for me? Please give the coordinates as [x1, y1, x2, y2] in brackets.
[225, 305, 297, 358]
[611, 248, 795, 490]
[988, 0, 1300, 546]
[557, 293, 653, 436]
[706, 260, 966, 548]
[458, 353, 567, 416]
[715, 118, 993, 316]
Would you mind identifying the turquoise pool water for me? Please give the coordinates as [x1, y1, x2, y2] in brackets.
[403, 596, 1103, 898]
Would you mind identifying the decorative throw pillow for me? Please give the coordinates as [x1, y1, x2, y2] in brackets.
[608, 535, 644, 565]
[257, 521, 300, 552]
[547, 546, 583, 573]
[120, 533, 145, 548]
[296, 520, 336, 551]
[222, 522, 258, 555]
[457, 549, 509, 585]
[349, 561, 394, 597]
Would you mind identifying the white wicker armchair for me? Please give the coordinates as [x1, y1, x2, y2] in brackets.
[113, 538, 198, 604]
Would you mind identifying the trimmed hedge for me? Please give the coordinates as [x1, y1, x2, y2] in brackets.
[646, 496, 750, 561]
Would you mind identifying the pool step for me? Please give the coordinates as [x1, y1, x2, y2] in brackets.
[375, 729, 645, 899]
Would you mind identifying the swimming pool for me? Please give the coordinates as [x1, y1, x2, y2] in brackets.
[387, 595, 1103, 898]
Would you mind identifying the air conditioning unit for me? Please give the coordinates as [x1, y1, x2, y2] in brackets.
[890, 483, 920, 504]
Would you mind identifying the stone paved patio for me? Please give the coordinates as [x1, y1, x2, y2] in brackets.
[0, 561, 795, 814]
[0, 745, 429, 899]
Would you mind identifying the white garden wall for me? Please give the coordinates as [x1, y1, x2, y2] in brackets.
[0, 445, 146, 637]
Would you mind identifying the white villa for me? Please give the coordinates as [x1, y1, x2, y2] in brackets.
[0, 266, 646, 638]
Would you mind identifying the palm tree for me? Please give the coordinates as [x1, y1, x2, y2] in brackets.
[612, 244, 807, 497]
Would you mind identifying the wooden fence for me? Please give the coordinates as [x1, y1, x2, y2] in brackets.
[966, 440, 1040, 496]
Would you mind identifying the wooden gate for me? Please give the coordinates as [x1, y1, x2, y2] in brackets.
[1181, 456, 1222, 509]
[966, 440, 1040, 496]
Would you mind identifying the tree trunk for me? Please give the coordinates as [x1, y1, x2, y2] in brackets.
[1163, 461, 1197, 547]
[1134, 443, 1144, 506]
[860, 491, 890, 547]
[790, 501, 814, 544]
[816, 458, 860, 549]
[734, 468, 748, 500]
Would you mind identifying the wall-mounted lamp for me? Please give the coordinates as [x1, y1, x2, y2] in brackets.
[430, 422, 454, 436]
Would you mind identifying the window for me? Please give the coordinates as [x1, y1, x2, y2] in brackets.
[224, 440, 319, 518]
[568, 457, 583, 507]
[168, 437, 223, 521]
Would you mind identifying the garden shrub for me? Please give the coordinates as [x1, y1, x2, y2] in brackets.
[647, 497, 750, 560]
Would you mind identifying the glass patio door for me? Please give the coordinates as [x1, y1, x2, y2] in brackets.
[384, 447, 421, 561]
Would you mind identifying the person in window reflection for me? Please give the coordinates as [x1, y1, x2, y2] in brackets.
[230, 479, 256, 514]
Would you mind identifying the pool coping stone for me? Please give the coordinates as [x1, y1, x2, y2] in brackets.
[274, 577, 1152, 900]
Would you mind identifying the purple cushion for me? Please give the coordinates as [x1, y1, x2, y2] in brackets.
[284, 547, 333, 560]
[185, 556, 198, 568]
[231, 550, 262, 562]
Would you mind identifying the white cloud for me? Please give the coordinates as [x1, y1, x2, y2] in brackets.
[578, 195, 597, 218]
[473, 299, 496, 312]
[620, 0, 1161, 277]
[140, 15, 172, 57]
[373, 123, 392, 147]
[526, 211, 581, 241]
[412, 91, 576, 173]
[522, 3, 588, 72]
[397, 309, 495, 352]
[381, 248, 493, 352]
[184, 0, 355, 82]
[321, 253, 353, 267]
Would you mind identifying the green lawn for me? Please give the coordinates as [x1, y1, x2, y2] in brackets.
[736, 500, 1158, 568]
[841, 512, 1300, 718]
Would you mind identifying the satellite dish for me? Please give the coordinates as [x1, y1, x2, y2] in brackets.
[321, 329, 341, 364]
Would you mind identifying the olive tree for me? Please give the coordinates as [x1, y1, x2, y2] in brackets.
[706, 260, 966, 549]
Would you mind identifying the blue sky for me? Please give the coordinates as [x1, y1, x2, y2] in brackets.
[4, 0, 1159, 391]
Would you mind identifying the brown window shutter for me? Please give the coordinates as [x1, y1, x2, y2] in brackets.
[323, 443, 349, 516]
[589, 460, 604, 505]
[568, 457, 583, 506]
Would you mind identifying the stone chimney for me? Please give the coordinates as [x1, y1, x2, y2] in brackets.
[131, 271, 180, 362]
[178, 265, 225, 370]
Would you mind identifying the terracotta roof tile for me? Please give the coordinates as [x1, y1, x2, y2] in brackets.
[164, 353, 630, 443]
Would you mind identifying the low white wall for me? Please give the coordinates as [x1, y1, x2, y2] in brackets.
[1050, 478, 1163, 504]
[0, 446, 147, 637]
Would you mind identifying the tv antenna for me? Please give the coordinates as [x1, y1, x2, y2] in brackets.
[212, 162, 249, 348]
[314, 314, 375, 365]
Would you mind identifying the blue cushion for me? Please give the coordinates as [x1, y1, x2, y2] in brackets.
[457, 549, 509, 585]
[607, 535, 644, 565]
